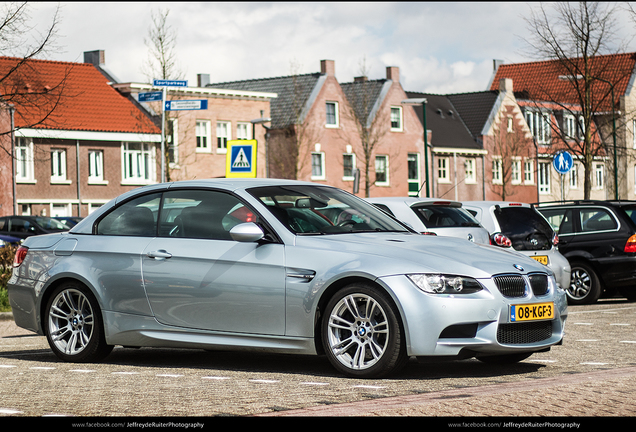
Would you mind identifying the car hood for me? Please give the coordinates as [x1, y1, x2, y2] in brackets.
[294, 232, 547, 279]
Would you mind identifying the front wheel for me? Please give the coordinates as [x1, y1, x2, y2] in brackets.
[322, 284, 407, 378]
[44, 282, 113, 362]
[568, 261, 602, 305]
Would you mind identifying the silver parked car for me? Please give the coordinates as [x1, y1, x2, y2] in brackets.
[462, 201, 571, 291]
[8, 180, 567, 378]
[365, 197, 491, 245]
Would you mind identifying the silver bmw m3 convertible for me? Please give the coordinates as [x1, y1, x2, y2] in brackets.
[8, 179, 567, 378]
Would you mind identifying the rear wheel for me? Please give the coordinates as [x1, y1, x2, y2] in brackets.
[567, 261, 601, 305]
[44, 282, 113, 362]
[322, 283, 407, 378]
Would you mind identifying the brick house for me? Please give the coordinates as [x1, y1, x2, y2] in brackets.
[489, 53, 636, 201]
[210, 60, 424, 197]
[0, 53, 160, 217]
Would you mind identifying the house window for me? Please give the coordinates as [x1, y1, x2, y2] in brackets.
[237, 122, 251, 140]
[569, 163, 578, 188]
[511, 158, 521, 184]
[408, 153, 421, 195]
[538, 162, 550, 194]
[343, 153, 356, 180]
[524, 158, 534, 184]
[15, 138, 34, 182]
[375, 155, 389, 185]
[464, 158, 476, 184]
[390, 107, 403, 131]
[525, 110, 551, 144]
[492, 156, 502, 184]
[564, 114, 576, 138]
[50, 149, 67, 182]
[217, 121, 230, 153]
[507, 116, 514, 133]
[122, 142, 156, 183]
[196, 120, 211, 151]
[438, 157, 450, 183]
[311, 152, 325, 180]
[595, 163, 604, 189]
[88, 150, 104, 183]
[326, 102, 339, 127]
[167, 119, 178, 164]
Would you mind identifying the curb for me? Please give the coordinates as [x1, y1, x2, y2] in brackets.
[0, 312, 13, 321]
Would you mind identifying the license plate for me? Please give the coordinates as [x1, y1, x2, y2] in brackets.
[530, 255, 548, 265]
[510, 302, 554, 322]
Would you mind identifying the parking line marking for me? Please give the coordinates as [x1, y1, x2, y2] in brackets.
[354, 385, 385, 389]
[573, 322, 593, 325]
[202, 376, 230, 380]
[0, 365, 16, 368]
[620, 341, 636, 344]
[156, 374, 183, 378]
[0, 408, 22, 415]
[250, 379, 280, 384]
[112, 371, 139, 375]
[30, 367, 55, 370]
[576, 339, 598, 342]
[610, 323, 630, 326]
[580, 362, 608, 365]
[301, 382, 330, 386]
[69, 369, 95, 373]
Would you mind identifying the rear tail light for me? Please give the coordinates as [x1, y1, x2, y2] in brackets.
[491, 233, 512, 247]
[553, 234, 559, 246]
[625, 235, 636, 253]
[421, 231, 437, 236]
[13, 246, 29, 268]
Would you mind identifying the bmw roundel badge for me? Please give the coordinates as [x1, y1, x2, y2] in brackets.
[513, 264, 524, 271]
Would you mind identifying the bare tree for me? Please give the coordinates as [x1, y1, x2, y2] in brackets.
[0, 1, 68, 147]
[142, 8, 185, 182]
[523, 1, 628, 199]
[340, 59, 390, 197]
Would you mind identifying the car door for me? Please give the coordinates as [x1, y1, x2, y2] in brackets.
[569, 207, 623, 260]
[141, 189, 286, 335]
[539, 207, 575, 254]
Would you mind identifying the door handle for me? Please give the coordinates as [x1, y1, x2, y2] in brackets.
[146, 250, 172, 260]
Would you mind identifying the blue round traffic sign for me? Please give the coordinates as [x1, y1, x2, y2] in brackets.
[553, 151, 573, 174]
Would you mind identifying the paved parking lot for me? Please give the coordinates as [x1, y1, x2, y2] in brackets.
[1, 299, 635, 418]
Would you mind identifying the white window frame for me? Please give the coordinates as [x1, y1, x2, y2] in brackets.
[524, 158, 535, 185]
[217, 121, 230, 154]
[50, 148, 69, 184]
[492, 156, 502, 185]
[236, 122, 251, 140]
[538, 161, 550, 194]
[438, 157, 450, 183]
[167, 118, 179, 166]
[88, 150, 107, 184]
[464, 158, 476, 184]
[564, 114, 576, 139]
[375, 155, 390, 186]
[511, 157, 522, 185]
[311, 152, 326, 180]
[325, 101, 339, 128]
[569, 162, 578, 189]
[390, 106, 403, 132]
[122, 142, 156, 185]
[526, 110, 551, 144]
[342, 153, 356, 181]
[595, 163, 604, 189]
[196, 120, 211, 152]
[16, 137, 35, 183]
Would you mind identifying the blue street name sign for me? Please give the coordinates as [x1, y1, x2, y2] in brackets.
[553, 151, 573, 174]
[153, 79, 188, 87]
[164, 100, 208, 111]
[138, 91, 163, 102]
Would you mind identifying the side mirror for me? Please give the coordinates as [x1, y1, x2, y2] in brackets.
[229, 222, 264, 243]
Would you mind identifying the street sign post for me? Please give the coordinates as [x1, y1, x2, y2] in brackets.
[226, 140, 257, 178]
[138, 91, 163, 102]
[164, 100, 208, 111]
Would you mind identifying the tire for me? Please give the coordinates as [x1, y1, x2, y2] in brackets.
[322, 283, 407, 378]
[567, 261, 602, 305]
[476, 352, 533, 364]
[44, 282, 113, 362]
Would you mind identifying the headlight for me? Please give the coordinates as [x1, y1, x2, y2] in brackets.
[407, 274, 483, 294]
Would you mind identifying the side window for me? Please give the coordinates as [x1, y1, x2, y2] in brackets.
[580, 208, 617, 233]
[159, 189, 256, 240]
[541, 209, 574, 235]
[97, 193, 161, 236]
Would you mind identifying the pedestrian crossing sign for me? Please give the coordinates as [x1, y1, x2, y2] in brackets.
[226, 140, 257, 178]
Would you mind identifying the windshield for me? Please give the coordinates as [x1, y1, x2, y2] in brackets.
[248, 185, 410, 235]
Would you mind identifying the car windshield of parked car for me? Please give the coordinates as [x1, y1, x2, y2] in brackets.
[412, 205, 481, 228]
[495, 207, 554, 251]
[249, 185, 409, 235]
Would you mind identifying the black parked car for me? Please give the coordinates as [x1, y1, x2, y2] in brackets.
[536, 201, 636, 304]
[0, 215, 71, 240]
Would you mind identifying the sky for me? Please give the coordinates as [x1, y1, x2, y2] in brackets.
[18, 2, 636, 95]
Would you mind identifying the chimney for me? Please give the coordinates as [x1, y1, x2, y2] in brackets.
[354, 76, 368, 82]
[197, 73, 210, 87]
[84, 50, 105, 67]
[386, 66, 399, 82]
[499, 78, 513, 93]
[321, 60, 335, 76]
[493, 59, 504, 71]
